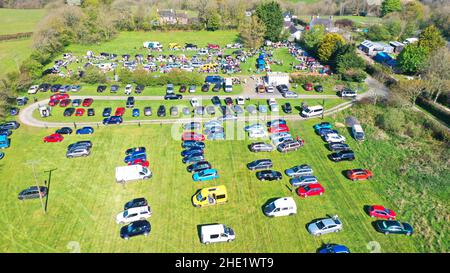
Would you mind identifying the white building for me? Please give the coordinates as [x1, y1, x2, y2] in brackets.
[265, 72, 290, 87]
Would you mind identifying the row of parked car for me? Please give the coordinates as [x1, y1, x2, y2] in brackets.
[0, 121, 20, 160]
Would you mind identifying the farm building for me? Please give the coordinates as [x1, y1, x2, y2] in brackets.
[359, 40, 394, 56]
[310, 15, 336, 32]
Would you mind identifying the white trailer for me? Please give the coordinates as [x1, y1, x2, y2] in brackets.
[265, 72, 290, 87]
[115, 165, 152, 184]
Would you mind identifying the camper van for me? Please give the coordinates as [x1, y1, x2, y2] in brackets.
[192, 185, 228, 208]
[224, 78, 233, 93]
[352, 124, 365, 141]
[263, 197, 297, 217]
[115, 165, 152, 184]
[200, 224, 235, 244]
[301, 105, 323, 118]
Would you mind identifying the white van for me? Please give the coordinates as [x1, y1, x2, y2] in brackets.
[263, 197, 297, 217]
[301, 105, 323, 118]
[352, 124, 365, 141]
[224, 78, 233, 93]
[115, 206, 152, 224]
[115, 165, 152, 183]
[200, 224, 235, 244]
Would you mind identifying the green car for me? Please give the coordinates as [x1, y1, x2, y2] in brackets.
[375, 220, 413, 236]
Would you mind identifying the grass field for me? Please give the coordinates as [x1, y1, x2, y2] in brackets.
[0, 8, 46, 35]
[0, 109, 426, 252]
[297, 15, 382, 26]
[0, 39, 33, 78]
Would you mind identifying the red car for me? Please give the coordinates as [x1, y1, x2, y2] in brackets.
[59, 99, 71, 107]
[303, 83, 313, 91]
[128, 159, 150, 168]
[297, 183, 325, 197]
[115, 107, 126, 116]
[43, 133, 64, 143]
[181, 132, 205, 141]
[369, 205, 396, 220]
[48, 99, 60, 107]
[75, 108, 85, 116]
[82, 98, 93, 107]
[346, 169, 373, 181]
[268, 124, 290, 133]
[50, 93, 69, 101]
[208, 43, 220, 50]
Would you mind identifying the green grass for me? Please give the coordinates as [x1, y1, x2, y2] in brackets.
[297, 15, 382, 26]
[0, 111, 426, 252]
[0, 39, 33, 78]
[0, 8, 47, 35]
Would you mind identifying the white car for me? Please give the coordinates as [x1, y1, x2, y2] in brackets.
[266, 86, 274, 93]
[27, 85, 39, 94]
[198, 49, 208, 55]
[245, 123, 265, 132]
[190, 98, 200, 107]
[283, 91, 298, 98]
[237, 96, 245, 105]
[125, 84, 133, 95]
[267, 98, 277, 105]
[249, 129, 267, 138]
[325, 133, 346, 143]
[116, 206, 152, 224]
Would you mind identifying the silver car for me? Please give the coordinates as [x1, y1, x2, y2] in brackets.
[246, 105, 257, 114]
[283, 91, 298, 98]
[66, 147, 90, 158]
[285, 164, 313, 177]
[290, 175, 318, 187]
[250, 142, 274, 152]
[307, 215, 343, 236]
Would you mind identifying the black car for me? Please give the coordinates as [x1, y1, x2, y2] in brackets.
[164, 94, 182, 100]
[97, 85, 107, 93]
[329, 150, 355, 162]
[51, 84, 61, 92]
[120, 220, 151, 240]
[283, 103, 292, 114]
[64, 107, 75, 116]
[277, 84, 289, 93]
[18, 186, 48, 200]
[0, 121, 20, 130]
[247, 159, 273, 170]
[182, 141, 205, 149]
[315, 85, 324, 92]
[0, 129, 12, 137]
[87, 108, 95, 116]
[212, 83, 221, 92]
[181, 148, 204, 157]
[38, 83, 51, 92]
[224, 97, 233, 106]
[126, 97, 135, 108]
[135, 84, 145, 94]
[187, 161, 212, 173]
[68, 140, 93, 150]
[111, 85, 119, 93]
[201, 83, 210, 92]
[211, 96, 221, 106]
[256, 170, 282, 181]
[327, 142, 350, 152]
[157, 105, 166, 117]
[55, 127, 73, 135]
[102, 107, 112, 117]
[179, 85, 187, 93]
[124, 198, 148, 210]
[185, 43, 197, 50]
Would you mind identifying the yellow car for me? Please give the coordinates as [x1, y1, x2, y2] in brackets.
[169, 43, 181, 50]
[201, 63, 218, 70]
[192, 185, 228, 208]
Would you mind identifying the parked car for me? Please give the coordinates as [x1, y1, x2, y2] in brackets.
[181, 147, 204, 157]
[124, 198, 148, 210]
[189, 85, 196, 93]
[76, 127, 94, 135]
[67, 140, 92, 150]
[277, 140, 303, 153]
[290, 175, 318, 187]
[182, 132, 205, 141]
[64, 107, 75, 117]
[164, 93, 182, 100]
[82, 98, 93, 107]
[277, 84, 289, 93]
[247, 159, 273, 170]
[157, 105, 166, 117]
[374, 220, 413, 236]
[224, 97, 233, 106]
[182, 155, 205, 164]
[315, 85, 324, 93]
[170, 106, 178, 116]
[143, 106, 152, 116]
[256, 170, 282, 181]
[182, 107, 191, 116]
[116, 206, 152, 224]
[120, 220, 151, 240]
[263, 197, 297, 217]
[282, 103, 292, 114]
[249, 129, 267, 139]
[268, 124, 290, 134]
[304, 83, 313, 91]
[307, 215, 343, 236]
[74, 108, 84, 117]
[317, 244, 350, 253]
[87, 108, 95, 116]
[111, 85, 119, 93]
[182, 141, 205, 150]
[27, 85, 39, 94]
[200, 224, 235, 244]
[97, 85, 107, 93]
[66, 147, 90, 158]
[329, 150, 355, 162]
[124, 152, 147, 163]
[283, 91, 298, 98]
[135, 84, 145, 94]
[285, 164, 313, 177]
[18, 186, 47, 200]
[102, 107, 112, 117]
[205, 106, 215, 115]
[267, 119, 286, 127]
[324, 133, 346, 143]
[201, 84, 210, 92]
[59, 99, 71, 107]
[338, 88, 357, 98]
[179, 85, 187, 93]
[313, 122, 332, 130]
[72, 99, 81, 107]
[346, 169, 373, 181]
[193, 169, 219, 181]
[126, 96, 135, 108]
[297, 183, 325, 197]
[187, 161, 211, 173]
[9, 108, 19, 116]
[43, 133, 64, 143]
[48, 99, 59, 107]
[115, 107, 126, 116]
[327, 142, 350, 152]
[124, 84, 133, 95]
[103, 116, 123, 125]
[38, 83, 51, 92]
[369, 205, 396, 220]
[132, 108, 140, 117]
[55, 127, 73, 135]
[249, 142, 273, 152]
[258, 105, 268, 113]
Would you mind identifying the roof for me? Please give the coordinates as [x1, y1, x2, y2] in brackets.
[274, 197, 295, 207]
[307, 105, 324, 111]
[201, 224, 225, 234]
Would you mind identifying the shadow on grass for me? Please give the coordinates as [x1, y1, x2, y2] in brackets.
[43, 168, 57, 213]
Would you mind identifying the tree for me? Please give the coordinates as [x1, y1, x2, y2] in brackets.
[397, 44, 428, 75]
[336, 50, 365, 74]
[317, 33, 345, 63]
[206, 11, 221, 31]
[300, 25, 325, 54]
[239, 15, 266, 49]
[255, 1, 283, 42]
[393, 79, 427, 107]
[423, 47, 450, 103]
[366, 24, 392, 41]
[418, 25, 445, 53]
[381, 0, 402, 17]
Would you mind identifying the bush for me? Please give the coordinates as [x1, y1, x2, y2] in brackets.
[340, 69, 367, 82]
[290, 74, 332, 85]
[376, 107, 406, 135]
[416, 97, 450, 127]
[81, 67, 107, 84]
[119, 69, 204, 86]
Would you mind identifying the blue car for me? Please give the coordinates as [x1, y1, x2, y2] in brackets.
[192, 168, 219, 181]
[317, 244, 350, 253]
[120, 220, 151, 240]
[124, 151, 147, 163]
[313, 122, 332, 130]
[315, 128, 338, 137]
[132, 109, 140, 117]
[181, 147, 204, 157]
[103, 116, 123, 125]
[103, 107, 112, 117]
[182, 141, 205, 149]
[10, 108, 19, 116]
[76, 127, 94, 135]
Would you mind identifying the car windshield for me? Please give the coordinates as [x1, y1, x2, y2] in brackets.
[265, 203, 276, 212]
[123, 211, 128, 217]
[316, 221, 325, 230]
[196, 193, 203, 201]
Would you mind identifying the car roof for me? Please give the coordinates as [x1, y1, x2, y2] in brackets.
[273, 197, 295, 207]
[201, 224, 225, 234]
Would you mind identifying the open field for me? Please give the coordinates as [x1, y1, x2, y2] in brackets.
[297, 15, 382, 26]
[0, 39, 33, 78]
[0, 8, 46, 35]
[0, 110, 426, 252]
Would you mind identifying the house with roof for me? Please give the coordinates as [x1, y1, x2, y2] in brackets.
[309, 15, 336, 32]
[288, 24, 304, 42]
[157, 9, 189, 25]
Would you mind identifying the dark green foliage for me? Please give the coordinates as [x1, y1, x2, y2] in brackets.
[255, 1, 284, 42]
